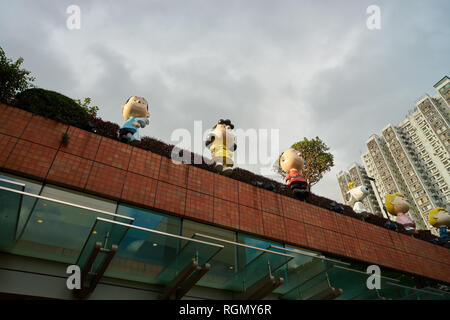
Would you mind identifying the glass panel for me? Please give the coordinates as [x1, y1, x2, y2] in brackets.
[296, 271, 331, 300]
[182, 220, 237, 289]
[371, 281, 450, 300]
[0, 186, 133, 264]
[0, 186, 23, 250]
[0, 178, 25, 191]
[156, 239, 223, 284]
[275, 255, 328, 296]
[0, 173, 42, 194]
[237, 233, 283, 267]
[77, 218, 130, 272]
[328, 265, 375, 300]
[225, 250, 293, 292]
[100, 220, 222, 285]
[279, 259, 332, 300]
[409, 287, 450, 300]
[374, 279, 414, 300]
[117, 204, 180, 233]
[0, 173, 42, 234]
[272, 246, 372, 300]
[41, 185, 117, 213]
[192, 233, 292, 292]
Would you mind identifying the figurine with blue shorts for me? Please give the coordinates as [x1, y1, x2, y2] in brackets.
[118, 96, 150, 142]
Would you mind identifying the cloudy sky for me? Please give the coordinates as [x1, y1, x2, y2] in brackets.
[1, 0, 449, 202]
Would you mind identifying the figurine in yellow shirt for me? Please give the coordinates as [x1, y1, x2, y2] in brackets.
[205, 119, 236, 175]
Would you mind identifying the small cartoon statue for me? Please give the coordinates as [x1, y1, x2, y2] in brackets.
[346, 182, 370, 217]
[385, 193, 416, 234]
[205, 119, 236, 175]
[118, 96, 150, 142]
[428, 208, 450, 240]
[279, 148, 308, 200]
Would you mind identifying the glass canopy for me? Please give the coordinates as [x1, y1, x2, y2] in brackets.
[191, 233, 294, 292]
[268, 245, 450, 300]
[78, 217, 224, 286]
[0, 185, 134, 263]
[0, 178, 448, 300]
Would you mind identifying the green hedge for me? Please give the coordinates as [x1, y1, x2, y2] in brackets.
[14, 88, 89, 128]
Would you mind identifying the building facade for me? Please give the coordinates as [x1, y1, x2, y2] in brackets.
[0, 103, 449, 300]
[338, 76, 450, 234]
[337, 163, 383, 217]
[348, 76, 450, 234]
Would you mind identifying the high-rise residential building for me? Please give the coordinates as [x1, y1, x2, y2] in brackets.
[434, 75, 450, 110]
[381, 123, 445, 231]
[363, 134, 426, 226]
[348, 163, 383, 217]
[337, 163, 383, 217]
[336, 170, 351, 203]
[339, 76, 450, 234]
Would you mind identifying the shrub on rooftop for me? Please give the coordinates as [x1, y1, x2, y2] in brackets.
[14, 88, 90, 128]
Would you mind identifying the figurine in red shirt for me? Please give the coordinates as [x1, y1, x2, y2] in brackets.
[280, 148, 308, 200]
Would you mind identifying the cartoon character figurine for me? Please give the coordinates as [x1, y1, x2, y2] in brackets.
[118, 96, 150, 142]
[280, 148, 308, 200]
[385, 193, 416, 234]
[346, 182, 370, 217]
[428, 208, 450, 240]
[205, 119, 236, 175]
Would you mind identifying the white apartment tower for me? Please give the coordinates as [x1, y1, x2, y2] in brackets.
[352, 76, 450, 234]
[361, 134, 428, 230]
[337, 163, 383, 217]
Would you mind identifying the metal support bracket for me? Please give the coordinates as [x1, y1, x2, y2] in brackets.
[74, 241, 118, 299]
[236, 276, 285, 300]
[308, 287, 343, 300]
[160, 261, 211, 300]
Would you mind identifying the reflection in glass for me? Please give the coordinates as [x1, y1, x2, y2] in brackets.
[236, 233, 283, 268]
[41, 185, 117, 213]
[182, 220, 237, 289]
[0, 187, 132, 264]
[85, 218, 223, 285]
[0, 173, 43, 235]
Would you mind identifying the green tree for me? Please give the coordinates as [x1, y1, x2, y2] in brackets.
[74, 97, 99, 117]
[274, 137, 334, 191]
[0, 47, 35, 104]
